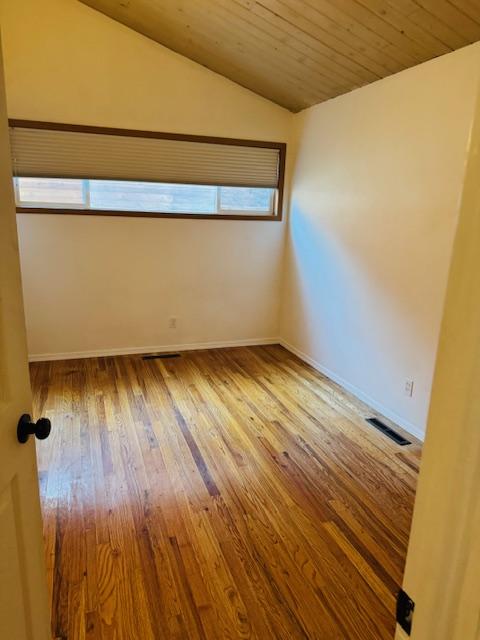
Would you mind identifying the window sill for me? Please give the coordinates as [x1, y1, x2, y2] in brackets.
[15, 207, 282, 221]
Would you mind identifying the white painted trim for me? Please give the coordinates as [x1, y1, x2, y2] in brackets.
[28, 337, 280, 362]
[280, 339, 425, 442]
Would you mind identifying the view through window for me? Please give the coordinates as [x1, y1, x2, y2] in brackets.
[14, 178, 275, 216]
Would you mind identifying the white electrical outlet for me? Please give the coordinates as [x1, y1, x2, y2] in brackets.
[168, 317, 177, 329]
[405, 379, 414, 397]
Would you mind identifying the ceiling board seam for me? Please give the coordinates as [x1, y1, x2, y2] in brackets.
[416, 0, 480, 39]
[386, 0, 467, 49]
[449, 0, 480, 26]
[319, 0, 434, 60]
[354, 0, 453, 53]
[214, 0, 364, 93]
[200, 0, 380, 83]
[208, 0, 360, 92]
[297, 0, 419, 67]
[447, 0, 480, 26]
[259, 0, 395, 77]
[235, 0, 377, 85]
[256, 1, 382, 80]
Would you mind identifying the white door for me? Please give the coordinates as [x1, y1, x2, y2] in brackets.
[396, 81, 480, 638]
[0, 40, 50, 640]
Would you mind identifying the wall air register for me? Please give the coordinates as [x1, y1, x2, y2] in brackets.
[142, 353, 181, 360]
[365, 417, 411, 446]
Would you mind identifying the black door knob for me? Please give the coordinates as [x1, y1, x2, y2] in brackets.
[17, 414, 51, 444]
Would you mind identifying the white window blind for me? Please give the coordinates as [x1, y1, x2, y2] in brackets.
[9, 125, 282, 189]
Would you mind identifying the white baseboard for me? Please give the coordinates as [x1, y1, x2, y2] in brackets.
[28, 337, 280, 363]
[280, 339, 425, 442]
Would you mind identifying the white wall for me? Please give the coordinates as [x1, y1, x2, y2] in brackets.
[0, 0, 291, 359]
[280, 44, 480, 439]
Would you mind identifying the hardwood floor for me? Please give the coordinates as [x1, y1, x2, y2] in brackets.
[31, 345, 421, 640]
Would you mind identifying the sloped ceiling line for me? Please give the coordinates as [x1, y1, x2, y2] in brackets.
[79, 0, 480, 111]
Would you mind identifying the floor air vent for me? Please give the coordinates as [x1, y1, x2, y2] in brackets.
[365, 417, 411, 446]
[142, 353, 181, 360]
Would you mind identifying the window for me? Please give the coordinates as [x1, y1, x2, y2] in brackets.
[10, 121, 285, 220]
[14, 178, 275, 216]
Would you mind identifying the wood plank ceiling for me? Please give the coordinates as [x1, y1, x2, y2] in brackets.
[79, 0, 480, 111]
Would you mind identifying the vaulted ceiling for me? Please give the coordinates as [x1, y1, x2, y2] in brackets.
[79, 0, 480, 112]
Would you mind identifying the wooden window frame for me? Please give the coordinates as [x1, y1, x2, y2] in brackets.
[10, 119, 286, 221]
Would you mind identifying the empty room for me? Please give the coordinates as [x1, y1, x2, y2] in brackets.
[1, 1, 480, 639]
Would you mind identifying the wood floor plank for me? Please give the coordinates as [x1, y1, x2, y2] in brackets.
[32, 345, 420, 639]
